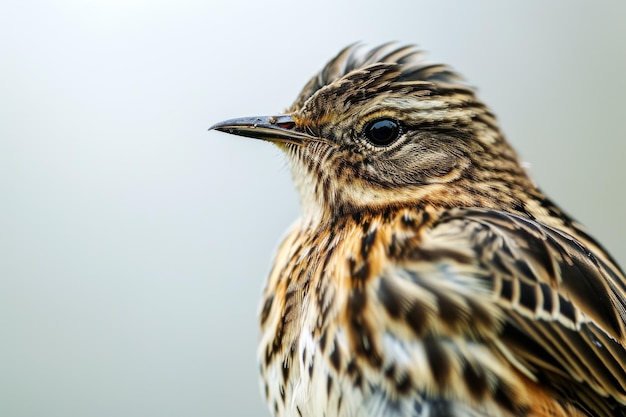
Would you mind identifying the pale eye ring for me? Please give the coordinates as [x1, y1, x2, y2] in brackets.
[363, 118, 401, 146]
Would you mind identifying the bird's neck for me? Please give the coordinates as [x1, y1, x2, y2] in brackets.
[295, 177, 554, 230]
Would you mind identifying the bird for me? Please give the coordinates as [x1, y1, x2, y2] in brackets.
[210, 43, 626, 417]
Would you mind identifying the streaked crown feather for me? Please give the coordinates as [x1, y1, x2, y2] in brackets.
[288, 43, 467, 113]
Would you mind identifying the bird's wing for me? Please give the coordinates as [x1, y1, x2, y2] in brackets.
[379, 207, 626, 415]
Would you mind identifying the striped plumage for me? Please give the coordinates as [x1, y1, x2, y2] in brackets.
[211, 44, 626, 417]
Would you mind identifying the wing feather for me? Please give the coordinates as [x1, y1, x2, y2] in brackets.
[416, 207, 626, 414]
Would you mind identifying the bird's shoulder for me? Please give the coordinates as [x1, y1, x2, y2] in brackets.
[372, 206, 626, 416]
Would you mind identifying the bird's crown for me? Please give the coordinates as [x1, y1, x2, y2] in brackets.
[288, 43, 464, 113]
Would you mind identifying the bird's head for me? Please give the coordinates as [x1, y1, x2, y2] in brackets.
[211, 44, 534, 222]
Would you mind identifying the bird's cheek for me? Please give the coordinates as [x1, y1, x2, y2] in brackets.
[420, 155, 471, 184]
[376, 150, 464, 186]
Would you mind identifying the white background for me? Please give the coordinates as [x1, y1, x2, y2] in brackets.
[2, 1, 625, 416]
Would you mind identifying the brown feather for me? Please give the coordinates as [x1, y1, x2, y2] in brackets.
[213, 43, 626, 417]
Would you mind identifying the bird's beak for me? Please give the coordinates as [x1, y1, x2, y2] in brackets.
[209, 114, 315, 146]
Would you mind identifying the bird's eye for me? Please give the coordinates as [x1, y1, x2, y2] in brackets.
[364, 118, 401, 146]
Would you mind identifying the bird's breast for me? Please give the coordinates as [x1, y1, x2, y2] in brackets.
[257, 209, 577, 417]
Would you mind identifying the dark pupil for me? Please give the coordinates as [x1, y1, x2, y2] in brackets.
[366, 119, 399, 146]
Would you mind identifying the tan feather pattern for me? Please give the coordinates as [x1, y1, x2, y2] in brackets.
[211, 43, 626, 416]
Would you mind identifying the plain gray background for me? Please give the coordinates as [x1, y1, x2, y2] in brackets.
[2, 1, 625, 416]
